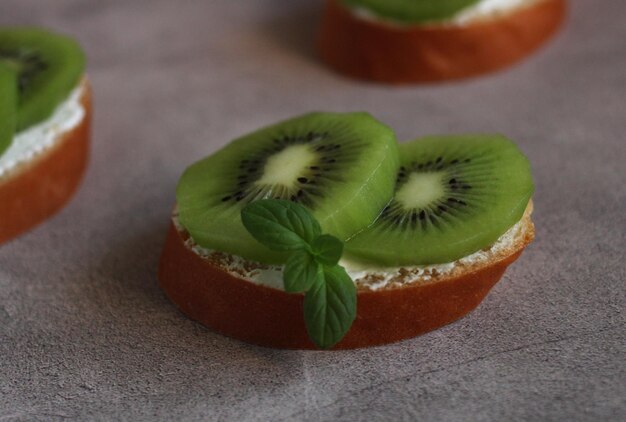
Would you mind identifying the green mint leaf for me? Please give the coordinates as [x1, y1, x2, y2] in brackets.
[303, 265, 356, 349]
[311, 234, 343, 266]
[283, 250, 322, 293]
[241, 199, 321, 251]
[240, 199, 357, 349]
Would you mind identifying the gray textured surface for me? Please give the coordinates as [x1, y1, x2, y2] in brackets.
[1, 0, 625, 420]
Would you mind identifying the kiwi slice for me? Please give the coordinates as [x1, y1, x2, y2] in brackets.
[177, 112, 400, 264]
[344, 135, 534, 266]
[0, 28, 85, 132]
[342, 0, 481, 24]
[0, 65, 17, 156]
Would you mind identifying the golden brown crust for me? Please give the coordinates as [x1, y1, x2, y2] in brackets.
[158, 204, 534, 349]
[318, 0, 566, 84]
[0, 80, 92, 244]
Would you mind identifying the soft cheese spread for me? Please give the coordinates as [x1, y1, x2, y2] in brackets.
[0, 82, 85, 179]
[351, 0, 534, 26]
[173, 212, 525, 292]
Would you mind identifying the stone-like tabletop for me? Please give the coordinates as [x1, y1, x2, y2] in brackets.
[1, 1, 624, 420]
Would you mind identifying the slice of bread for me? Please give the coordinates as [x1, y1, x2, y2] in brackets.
[158, 201, 534, 349]
[0, 78, 91, 244]
[318, 0, 566, 83]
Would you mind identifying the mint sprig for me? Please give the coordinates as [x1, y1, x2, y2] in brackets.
[283, 250, 320, 293]
[310, 234, 343, 266]
[241, 199, 321, 250]
[304, 265, 356, 349]
[242, 199, 356, 349]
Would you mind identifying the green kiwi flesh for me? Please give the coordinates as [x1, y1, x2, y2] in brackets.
[0, 28, 85, 132]
[0, 65, 17, 156]
[342, 0, 481, 24]
[177, 112, 400, 264]
[344, 135, 534, 266]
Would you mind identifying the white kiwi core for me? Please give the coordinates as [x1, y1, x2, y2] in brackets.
[395, 172, 445, 209]
[255, 144, 316, 189]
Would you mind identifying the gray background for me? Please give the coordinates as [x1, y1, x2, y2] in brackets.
[1, 0, 624, 420]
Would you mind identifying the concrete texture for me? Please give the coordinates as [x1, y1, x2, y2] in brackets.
[1, 0, 624, 420]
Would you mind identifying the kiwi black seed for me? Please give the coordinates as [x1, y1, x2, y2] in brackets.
[344, 135, 534, 266]
[0, 28, 85, 131]
[177, 112, 399, 264]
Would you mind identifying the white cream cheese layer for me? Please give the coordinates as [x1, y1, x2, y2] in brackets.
[0, 82, 85, 179]
[352, 0, 532, 26]
[453, 0, 530, 24]
[175, 213, 524, 292]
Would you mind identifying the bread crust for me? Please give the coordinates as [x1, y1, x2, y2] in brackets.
[158, 204, 534, 349]
[318, 0, 566, 83]
[0, 80, 91, 244]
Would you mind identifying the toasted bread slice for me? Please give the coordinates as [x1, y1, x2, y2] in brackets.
[0, 78, 91, 244]
[318, 0, 566, 83]
[158, 201, 534, 349]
